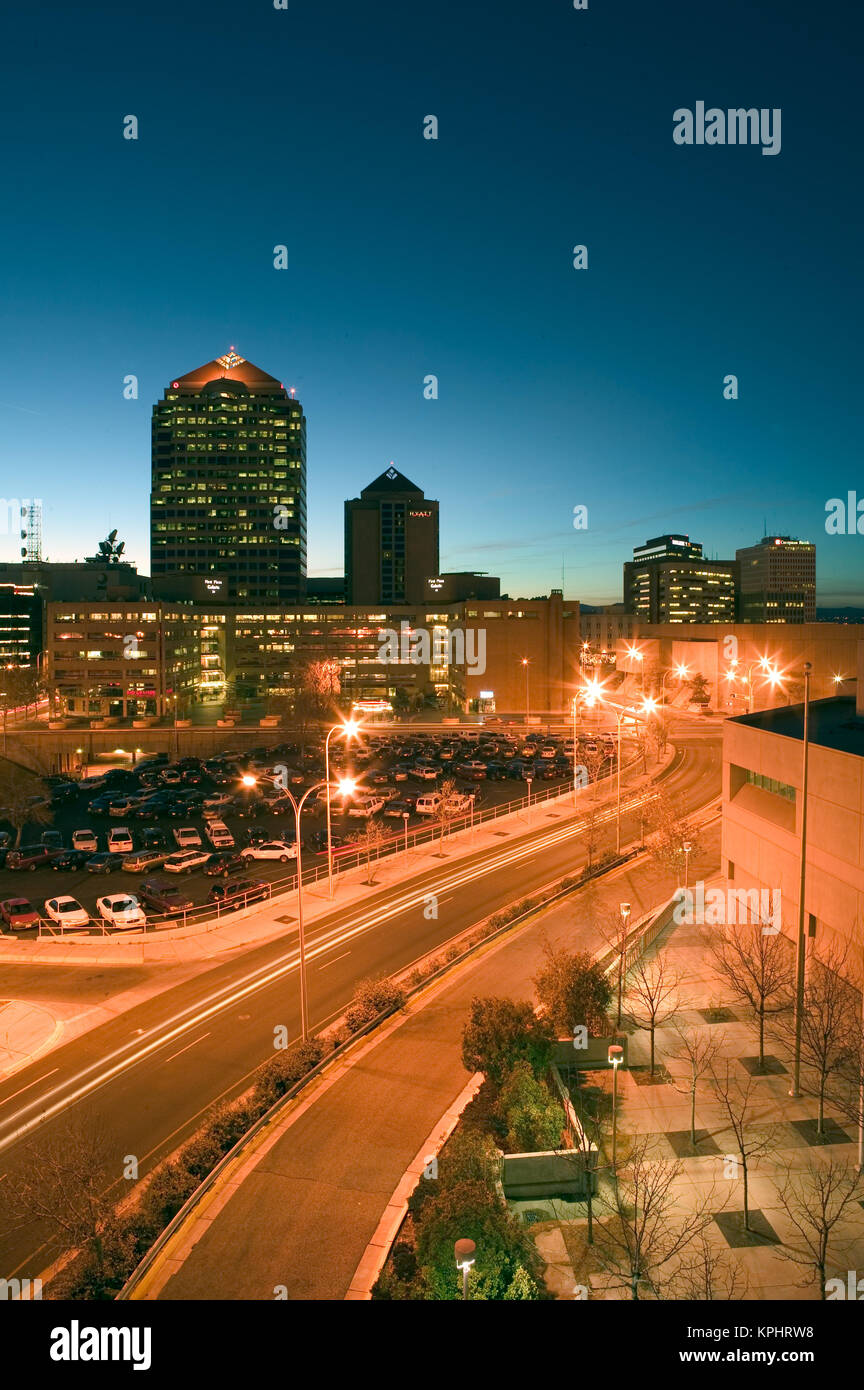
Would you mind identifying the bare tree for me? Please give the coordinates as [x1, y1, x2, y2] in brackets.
[644, 793, 698, 883]
[625, 954, 685, 1077]
[779, 943, 859, 1135]
[349, 818, 388, 885]
[0, 1115, 119, 1287]
[0, 759, 53, 848]
[594, 904, 632, 1029]
[711, 1063, 776, 1233]
[432, 778, 466, 853]
[709, 922, 792, 1071]
[595, 1135, 716, 1300]
[649, 712, 671, 762]
[670, 1230, 749, 1300]
[776, 1158, 864, 1299]
[665, 1024, 726, 1148]
[581, 804, 601, 871]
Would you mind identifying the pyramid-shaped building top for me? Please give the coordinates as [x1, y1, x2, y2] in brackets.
[170, 350, 284, 391]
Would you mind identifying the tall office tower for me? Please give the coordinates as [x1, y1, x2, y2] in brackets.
[623, 533, 738, 623]
[150, 351, 306, 603]
[736, 535, 816, 623]
[344, 466, 439, 603]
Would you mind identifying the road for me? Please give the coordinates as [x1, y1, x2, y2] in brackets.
[0, 736, 719, 1283]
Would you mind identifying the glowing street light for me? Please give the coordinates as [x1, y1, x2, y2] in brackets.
[455, 1239, 476, 1300]
[241, 773, 257, 788]
[325, 719, 362, 898]
[520, 657, 531, 723]
[609, 1044, 624, 1174]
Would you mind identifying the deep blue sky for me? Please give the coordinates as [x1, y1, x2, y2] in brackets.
[1, 0, 861, 603]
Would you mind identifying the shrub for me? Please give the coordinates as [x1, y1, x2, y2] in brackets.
[392, 1241, 418, 1282]
[533, 943, 611, 1037]
[499, 1060, 566, 1153]
[444, 943, 462, 962]
[437, 1128, 499, 1190]
[255, 1038, 325, 1107]
[139, 1162, 198, 1229]
[415, 1179, 541, 1301]
[461, 997, 555, 1086]
[345, 976, 406, 1032]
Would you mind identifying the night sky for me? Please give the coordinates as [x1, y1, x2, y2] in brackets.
[1, 0, 861, 604]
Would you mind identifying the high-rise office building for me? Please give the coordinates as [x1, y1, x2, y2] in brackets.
[150, 351, 306, 603]
[624, 534, 737, 624]
[344, 467, 439, 604]
[736, 535, 816, 623]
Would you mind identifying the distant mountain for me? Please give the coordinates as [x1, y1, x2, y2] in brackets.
[817, 607, 864, 623]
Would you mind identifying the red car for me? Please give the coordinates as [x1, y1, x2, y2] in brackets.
[5, 846, 60, 872]
[0, 897, 41, 930]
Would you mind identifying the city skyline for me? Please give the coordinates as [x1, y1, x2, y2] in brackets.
[1, 0, 862, 605]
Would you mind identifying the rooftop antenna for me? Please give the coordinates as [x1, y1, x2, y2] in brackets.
[20, 500, 42, 563]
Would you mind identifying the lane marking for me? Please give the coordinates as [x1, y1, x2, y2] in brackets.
[0, 1069, 58, 1104]
[317, 951, 350, 971]
[159, 1033, 211, 1066]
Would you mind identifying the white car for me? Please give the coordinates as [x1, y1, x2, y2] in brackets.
[109, 794, 146, 816]
[206, 820, 235, 849]
[96, 894, 146, 929]
[240, 840, 297, 862]
[173, 826, 203, 849]
[107, 827, 134, 854]
[43, 896, 90, 930]
[415, 766, 440, 781]
[163, 849, 211, 874]
[202, 793, 234, 816]
[348, 797, 385, 818]
[71, 829, 98, 853]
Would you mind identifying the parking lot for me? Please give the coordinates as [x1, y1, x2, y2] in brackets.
[0, 728, 621, 936]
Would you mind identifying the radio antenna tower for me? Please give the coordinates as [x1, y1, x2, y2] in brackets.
[20, 500, 43, 563]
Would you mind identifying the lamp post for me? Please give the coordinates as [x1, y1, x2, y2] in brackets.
[525, 774, 533, 822]
[683, 840, 693, 890]
[325, 718, 361, 898]
[521, 658, 530, 724]
[609, 1044, 624, 1174]
[626, 646, 644, 694]
[571, 695, 580, 807]
[616, 903, 631, 1028]
[660, 663, 689, 704]
[790, 662, 812, 1099]
[279, 781, 332, 1041]
[455, 1239, 476, 1300]
[402, 810, 409, 858]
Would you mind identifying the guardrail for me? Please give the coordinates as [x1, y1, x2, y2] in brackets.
[23, 752, 656, 941]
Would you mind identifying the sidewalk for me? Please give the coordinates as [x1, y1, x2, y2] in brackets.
[125, 838, 714, 1301]
[532, 892, 864, 1300]
[0, 1000, 63, 1077]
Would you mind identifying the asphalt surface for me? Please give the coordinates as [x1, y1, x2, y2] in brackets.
[0, 735, 719, 1283]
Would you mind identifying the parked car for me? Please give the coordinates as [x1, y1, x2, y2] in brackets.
[140, 828, 171, 850]
[71, 829, 99, 853]
[121, 848, 167, 873]
[159, 768, 183, 785]
[347, 796, 385, 818]
[109, 794, 147, 816]
[309, 830, 349, 853]
[107, 827, 134, 854]
[51, 850, 90, 871]
[414, 766, 440, 781]
[384, 799, 416, 819]
[137, 878, 195, 915]
[43, 896, 90, 930]
[0, 897, 41, 929]
[202, 852, 248, 877]
[85, 853, 121, 875]
[6, 846, 58, 872]
[242, 826, 270, 847]
[163, 849, 211, 874]
[207, 878, 270, 909]
[205, 820, 235, 850]
[239, 840, 296, 862]
[415, 793, 444, 816]
[202, 793, 235, 816]
[96, 894, 146, 929]
[173, 826, 203, 850]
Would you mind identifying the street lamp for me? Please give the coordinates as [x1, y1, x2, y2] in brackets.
[521, 658, 531, 724]
[608, 1044, 624, 1174]
[402, 810, 410, 857]
[790, 662, 813, 1098]
[525, 773, 533, 822]
[280, 779, 339, 1041]
[616, 903, 631, 1028]
[626, 646, 644, 694]
[660, 664, 689, 702]
[682, 839, 693, 890]
[325, 718, 361, 898]
[455, 1239, 476, 1300]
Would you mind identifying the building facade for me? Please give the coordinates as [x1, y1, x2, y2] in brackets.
[623, 534, 738, 624]
[736, 535, 816, 624]
[722, 659, 864, 960]
[150, 351, 306, 603]
[344, 467, 439, 604]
